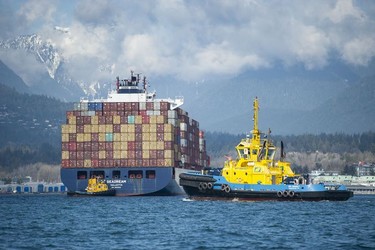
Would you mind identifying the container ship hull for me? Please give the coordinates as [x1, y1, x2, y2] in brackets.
[62, 167, 183, 196]
[61, 73, 209, 196]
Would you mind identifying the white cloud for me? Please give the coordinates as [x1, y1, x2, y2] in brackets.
[4, 0, 375, 82]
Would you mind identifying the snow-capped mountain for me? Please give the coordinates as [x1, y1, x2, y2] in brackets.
[0, 34, 86, 101]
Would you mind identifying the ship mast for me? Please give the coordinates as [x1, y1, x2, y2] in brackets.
[252, 97, 261, 141]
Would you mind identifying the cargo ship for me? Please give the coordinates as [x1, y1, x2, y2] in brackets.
[61, 72, 209, 196]
[179, 97, 353, 201]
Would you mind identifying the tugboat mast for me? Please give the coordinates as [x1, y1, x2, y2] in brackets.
[252, 97, 261, 142]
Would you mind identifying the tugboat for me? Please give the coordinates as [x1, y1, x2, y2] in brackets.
[74, 176, 116, 196]
[179, 97, 353, 201]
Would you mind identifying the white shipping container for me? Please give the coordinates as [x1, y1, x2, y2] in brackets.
[180, 123, 187, 131]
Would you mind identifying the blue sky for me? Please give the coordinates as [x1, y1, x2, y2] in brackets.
[1, 0, 375, 82]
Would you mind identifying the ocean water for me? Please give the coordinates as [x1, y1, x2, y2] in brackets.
[1, 194, 374, 250]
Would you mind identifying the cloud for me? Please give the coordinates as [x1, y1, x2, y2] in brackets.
[2, 0, 375, 82]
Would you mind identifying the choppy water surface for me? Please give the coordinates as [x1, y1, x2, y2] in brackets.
[1, 194, 374, 249]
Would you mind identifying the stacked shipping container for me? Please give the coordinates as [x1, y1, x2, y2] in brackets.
[61, 101, 209, 169]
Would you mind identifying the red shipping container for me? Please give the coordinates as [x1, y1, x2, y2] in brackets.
[128, 142, 135, 150]
[160, 110, 168, 116]
[164, 141, 173, 149]
[157, 150, 164, 158]
[136, 160, 143, 166]
[76, 142, 84, 151]
[84, 116, 91, 124]
[61, 160, 69, 168]
[98, 160, 105, 167]
[106, 151, 113, 159]
[69, 160, 76, 168]
[76, 116, 84, 125]
[76, 151, 83, 160]
[68, 142, 77, 151]
[157, 133, 164, 141]
[120, 159, 128, 166]
[135, 124, 142, 133]
[103, 103, 111, 111]
[142, 115, 150, 124]
[135, 151, 142, 159]
[76, 160, 84, 168]
[62, 142, 69, 151]
[98, 116, 106, 124]
[135, 133, 142, 142]
[120, 116, 128, 124]
[117, 102, 125, 111]
[139, 110, 147, 116]
[84, 151, 91, 159]
[91, 142, 99, 151]
[110, 103, 117, 111]
[135, 142, 142, 150]
[150, 150, 157, 159]
[114, 159, 121, 167]
[113, 124, 121, 133]
[95, 110, 103, 116]
[84, 142, 91, 151]
[105, 116, 112, 124]
[146, 102, 154, 110]
[77, 125, 84, 133]
[124, 103, 131, 110]
[91, 151, 99, 159]
[157, 124, 164, 133]
[92, 159, 99, 168]
[105, 142, 113, 150]
[128, 150, 135, 159]
[98, 142, 105, 150]
[91, 133, 99, 142]
[69, 133, 77, 142]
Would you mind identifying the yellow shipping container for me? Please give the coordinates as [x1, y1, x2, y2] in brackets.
[121, 142, 128, 150]
[84, 133, 91, 142]
[76, 133, 84, 142]
[142, 132, 150, 141]
[69, 125, 76, 133]
[62, 133, 69, 142]
[164, 150, 173, 158]
[143, 142, 150, 150]
[120, 124, 127, 133]
[113, 142, 121, 150]
[99, 133, 106, 142]
[113, 133, 121, 142]
[113, 150, 121, 159]
[62, 151, 69, 160]
[164, 159, 173, 166]
[164, 123, 173, 133]
[68, 116, 76, 125]
[105, 125, 113, 133]
[149, 142, 157, 150]
[150, 116, 157, 124]
[120, 133, 128, 142]
[142, 124, 150, 133]
[135, 115, 142, 124]
[149, 124, 157, 132]
[99, 150, 106, 159]
[99, 125, 106, 133]
[164, 132, 173, 141]
[84, 160, 92, 168]
[91, 125, 99, 133]
[84, 125, 91, 133]
[143, 150, 150, 159]
[120, 150, 127, 159]
[149, 133, 157, 142]
[61, 125, 69, 134]
[113, 115, 121, 124]
[127, 124, 135, 133]
[91, 115, 98, 125]
[156, 141, 164, 150]
[157, 115, 165, 124]
[127, 133, 135, 141]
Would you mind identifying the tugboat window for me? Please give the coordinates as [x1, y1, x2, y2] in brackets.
[112, 170, 120, 179]
[77, 171, 87, 180]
